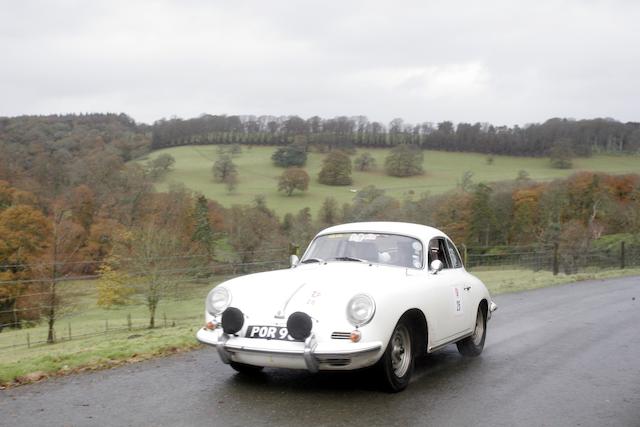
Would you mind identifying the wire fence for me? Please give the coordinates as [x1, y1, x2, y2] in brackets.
[464, 241, 640, 274]
[1, 241, 639, 353]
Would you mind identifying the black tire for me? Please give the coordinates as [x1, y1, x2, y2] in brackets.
[456, 306, 486, 357]
[377, 319, 414, 392]
[229, 361, 264, 374]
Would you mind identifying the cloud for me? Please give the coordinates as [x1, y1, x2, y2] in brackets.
[1, 0, 638, 125]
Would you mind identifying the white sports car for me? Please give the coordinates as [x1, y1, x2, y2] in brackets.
[197, 222, 497, 392]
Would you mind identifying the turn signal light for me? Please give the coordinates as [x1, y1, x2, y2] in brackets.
[206, 321, 217, 330]
[350, 330, 362, 343]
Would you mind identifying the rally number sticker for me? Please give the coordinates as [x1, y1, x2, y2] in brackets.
[453, 287, 463, 315]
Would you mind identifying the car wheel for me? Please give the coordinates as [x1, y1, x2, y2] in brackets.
[456, 306, 486, 357]
[378, 319, 414, 392]
[229, 361, 264, 374]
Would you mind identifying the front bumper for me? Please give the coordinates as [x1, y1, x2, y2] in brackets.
[196, 328, 383, 372]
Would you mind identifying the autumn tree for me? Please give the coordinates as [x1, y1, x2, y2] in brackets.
[278, 168, 310, 196]
[212, 154, 238, 192]
[354, 152, 376, 171]
[96, 263, 134, 307]
[318, 151, 352, 186]
[113, 224, 190, 328]
[384, 144, 424, 177]
[36, 204, 86, 343]
[317, 197, 340, 226]
[228, 197, 289, 272]
[0, 204, 50, 329]
[347, 186, 400, 222]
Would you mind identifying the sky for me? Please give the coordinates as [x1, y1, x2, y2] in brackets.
[1, 0, 639, 126]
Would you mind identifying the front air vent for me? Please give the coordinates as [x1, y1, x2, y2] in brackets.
[331, 332, 351, 340]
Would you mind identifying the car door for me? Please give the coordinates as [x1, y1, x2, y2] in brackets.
[445, 238, 475, 333]
[426, 237, 471, 346]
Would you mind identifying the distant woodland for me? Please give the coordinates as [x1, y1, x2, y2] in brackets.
[151, 114, 640, 156]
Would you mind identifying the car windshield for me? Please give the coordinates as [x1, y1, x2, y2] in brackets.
[302, 233, 424, 269]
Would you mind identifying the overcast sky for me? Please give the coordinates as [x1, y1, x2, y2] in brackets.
[1, 0, 639, 125]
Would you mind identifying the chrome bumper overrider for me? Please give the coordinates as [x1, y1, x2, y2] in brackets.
[488, 300, 498, 319]
[196, 329, 382, 372]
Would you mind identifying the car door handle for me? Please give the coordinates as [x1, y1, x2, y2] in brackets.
[463, 286, 471, 291]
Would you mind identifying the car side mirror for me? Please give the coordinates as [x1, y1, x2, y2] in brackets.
[429, 260, 444, 274]
[290, 255, 300, 268]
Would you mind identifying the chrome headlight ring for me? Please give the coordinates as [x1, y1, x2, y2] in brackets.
[206, 286, 231, 316]
[346, 293, 376, 327]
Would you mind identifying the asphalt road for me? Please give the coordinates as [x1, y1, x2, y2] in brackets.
[1, 276, 639, 427]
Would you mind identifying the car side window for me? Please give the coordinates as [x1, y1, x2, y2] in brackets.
[428, 238, 452, 269]
[445, 239, 463, 268]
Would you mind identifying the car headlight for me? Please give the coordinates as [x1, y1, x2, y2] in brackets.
[206, 287, 231, 316]
[346, 294, 376, 327]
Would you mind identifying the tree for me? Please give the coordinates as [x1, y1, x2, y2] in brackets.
[348, 186, 400, 222]
[549, 139, 574, 169]
[96, 263, 134, 307]
[38, 205, 86, 343]
[354, 152, 376, 171]
[271, 144, 307, 167]
[0, 204, 51, 330]
[278, 168, 310, 196]
[384, 144, 424, 177]
[212, 154, 238, 192]
[318, 151, 352, 186]
[145, 153, 175, 180]
[469, 183, 497, 246]
[113, 224, 190, 328]
[192, 195, 215, 257]
[317, 197, 340, 226]
[228, 198, 288, 272]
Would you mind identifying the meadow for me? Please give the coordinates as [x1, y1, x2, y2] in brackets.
[141, 145, 640, 215]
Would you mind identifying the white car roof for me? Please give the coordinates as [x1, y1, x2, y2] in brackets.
[316, 221, 447, 242]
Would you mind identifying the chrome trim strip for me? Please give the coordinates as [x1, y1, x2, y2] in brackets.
[428, 331, 473, 353]
[274, 282, 307, 319]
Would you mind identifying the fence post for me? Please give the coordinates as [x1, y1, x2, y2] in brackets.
[621, 241, 625, 269]
[163, 312, 167, 328]
[127, 313, 132, 331]
[553, 243, 559, 276]
[68, 322, 72, 341]
[461, 244, 468, 268]
[289, 243, 300, 256]
[26, 333, 30, 349]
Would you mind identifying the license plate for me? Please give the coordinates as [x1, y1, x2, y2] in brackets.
[246, 325, 294, 341]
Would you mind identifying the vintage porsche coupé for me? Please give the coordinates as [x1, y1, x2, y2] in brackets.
[197, 222, 497, 391]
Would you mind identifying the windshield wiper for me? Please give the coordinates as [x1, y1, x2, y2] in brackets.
[301, 258, 324, 264]
[331, 256, 366, 263]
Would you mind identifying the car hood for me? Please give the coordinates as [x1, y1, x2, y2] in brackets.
[219, 262, 410, 321]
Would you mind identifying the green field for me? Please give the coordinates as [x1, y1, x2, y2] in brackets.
[140, 145, 640, 216]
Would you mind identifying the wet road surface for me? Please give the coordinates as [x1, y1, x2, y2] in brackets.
[1, 276, 639, 427]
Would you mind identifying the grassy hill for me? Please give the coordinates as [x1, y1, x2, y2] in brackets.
[140, 145, 640, 216]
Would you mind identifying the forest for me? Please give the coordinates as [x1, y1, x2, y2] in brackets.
[1, 113, 639, 340]
[151, 114, 640, 156]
